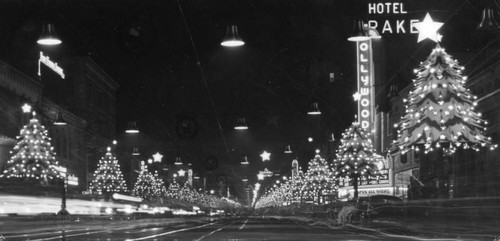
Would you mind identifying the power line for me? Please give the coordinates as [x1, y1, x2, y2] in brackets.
[176, 0, 233, 163]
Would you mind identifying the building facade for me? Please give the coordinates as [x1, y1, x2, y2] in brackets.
[0, 56, 119, 194]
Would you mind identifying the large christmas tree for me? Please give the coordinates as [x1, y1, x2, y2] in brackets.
[394, 44, 496, 155]
[302, 153, 335, 204]
[88, 147, 127, 195]
[334, 121, 379, 201]
[0, 112, 62, 180]
[131, 162, 157, 199]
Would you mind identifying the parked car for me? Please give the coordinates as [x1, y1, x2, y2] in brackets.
[358, 195, 404, 219]
[359, 195, 403, 206]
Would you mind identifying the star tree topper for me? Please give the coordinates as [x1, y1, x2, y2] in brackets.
[415, 13, 443, 43]
[260, 151, 271, 162]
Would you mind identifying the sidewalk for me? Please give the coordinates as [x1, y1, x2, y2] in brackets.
[262, 215, 499, 240]
[357, 217, 500, 241]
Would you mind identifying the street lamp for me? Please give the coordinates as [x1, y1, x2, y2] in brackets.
[221, 25, 245, 47]
[38, 23, 62, 46]
[307, 102, 321, 115]
[348, 20, 381, 42]
[125, 121, 139, 134]
[53, 111, 67, 126]
[234, 117, 248, 130]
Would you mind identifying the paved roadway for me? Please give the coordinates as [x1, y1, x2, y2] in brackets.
[2, 216, 468, 241]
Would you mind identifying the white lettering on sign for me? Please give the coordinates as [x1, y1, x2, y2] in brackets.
[367, 2, 418, 35]
[38, 52, 65, 79]
[368, 3, 407, 14]
[356, 40, 374, 132]
[68, 175, 79, 186]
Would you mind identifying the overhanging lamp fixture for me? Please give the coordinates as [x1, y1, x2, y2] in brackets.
[307, 102, 321, 115]
[477, 7, 500, 30]
[284, 145, 292, 154]
[221, 25, 245, 47]
[174, 157, 183, 166]
[387, 84, 399, 98]
[125, 121, 139, 134]
[328, 133, 336, 142]
[53, 111, 67, 126]
[347, 20, 369, 42]
[234, 117, 248, 130]
[132, 148, 140, 156]
[37, 23, 62, 46]
[241, 156, 250, 165]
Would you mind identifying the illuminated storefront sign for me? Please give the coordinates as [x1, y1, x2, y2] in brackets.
[38, 51, 65, 79]
[338, 169, 389, 187]
[259, 168, 273, 178]
[338, 186, 394, 199]
[68, 175, 79, 186]
[356, 40, 375, 130]
[291, 159, 298, 179]
[367, 2, 419, 35]
[358, 187, 393, 196]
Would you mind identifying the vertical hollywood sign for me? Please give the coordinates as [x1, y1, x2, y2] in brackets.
[356, 40, 374, 130]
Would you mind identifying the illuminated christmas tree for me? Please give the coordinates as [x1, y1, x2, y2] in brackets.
[302, 153, 335, 204]
[394, 44, 496, 155]
[131, 162, 156, 199]
[334, 121, 379, 201]
[291, 167, 304, 203]
[153, 170, 167, 197]
[167, 178, 181, 199]
[88, 147, 127, 195]
[0, 112, 62, 180]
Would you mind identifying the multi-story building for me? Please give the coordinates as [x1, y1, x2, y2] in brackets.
[0, 56, 118, 194]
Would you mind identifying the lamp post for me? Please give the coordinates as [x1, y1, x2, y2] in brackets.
[55, 165, 69, 216]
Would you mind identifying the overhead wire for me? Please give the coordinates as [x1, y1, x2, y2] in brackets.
[176, 0, 233, 164]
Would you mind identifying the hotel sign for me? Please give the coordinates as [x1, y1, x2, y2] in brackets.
[367, 2, 419, 35]
[356, 40, 374, 130]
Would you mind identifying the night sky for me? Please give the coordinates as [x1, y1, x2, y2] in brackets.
[0, 0, 491, 197]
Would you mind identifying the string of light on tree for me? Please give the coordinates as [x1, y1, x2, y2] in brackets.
[88, 147, 127, 194]
[0, 111, 62, 180]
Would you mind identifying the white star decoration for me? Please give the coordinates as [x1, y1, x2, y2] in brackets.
[22, 103, 32, 113]
[353, 92, 361, 101]
[260, 151, 271, 162]
[178, 169, 186, 176]
[152, 152, 163, 163]
[415, 13, 443, 43]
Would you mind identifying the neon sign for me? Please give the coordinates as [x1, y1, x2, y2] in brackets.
[38, 52, 65, 79]
[367, 2, 419, 35]
[356, 40, 374, 130]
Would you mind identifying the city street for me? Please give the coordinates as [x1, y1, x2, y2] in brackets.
[1, 216, 477, 241]
[1, 1, 500, 241]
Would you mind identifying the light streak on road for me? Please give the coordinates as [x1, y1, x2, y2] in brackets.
[125, 222, 218, 241]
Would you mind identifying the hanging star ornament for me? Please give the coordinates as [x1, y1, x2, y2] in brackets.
[152, 152, 163, 163]
[415, 13, 444, 43]
[260, 151, 271, 162]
